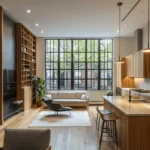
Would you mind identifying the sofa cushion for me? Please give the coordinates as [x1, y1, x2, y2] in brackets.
[57, 92, 76, 99]
[48, 92, 58, 99]
[53, 99, 88, 103]
[75, 92, 87, 99]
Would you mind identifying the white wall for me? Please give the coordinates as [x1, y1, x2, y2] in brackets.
[36, 38, 45, 78]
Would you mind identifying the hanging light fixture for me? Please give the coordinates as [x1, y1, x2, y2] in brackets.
[116, 2, 124, 63]
[143, 0, 150, 52]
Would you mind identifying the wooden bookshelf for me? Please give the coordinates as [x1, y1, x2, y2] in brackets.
[16, 24, 36, 109]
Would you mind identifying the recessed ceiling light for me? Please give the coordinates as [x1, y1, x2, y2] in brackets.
[117, 30, 119, 33]
[35, 23, 39, 27]
[41, 30, 44, 33]
[27, 10, 31, 13]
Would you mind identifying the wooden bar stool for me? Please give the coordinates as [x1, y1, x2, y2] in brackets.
[95, 106, 112, 131]
[99, 113, 119, 150]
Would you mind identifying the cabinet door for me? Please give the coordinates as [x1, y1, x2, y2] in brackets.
[116, 63, 121, 87]
[137, 51, 144, 77]
[127, 55, 134, 77]
[143, 52, 150, 77]
[126, 56, 130, 77]
[133, 51, 144, 77]
[131, 54, 135, 77]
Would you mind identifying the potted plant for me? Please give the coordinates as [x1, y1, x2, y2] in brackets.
[107, 90, 113, 96]
[33, 76, 46, 107]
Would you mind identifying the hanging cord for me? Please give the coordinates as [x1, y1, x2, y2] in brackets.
[119, 5, 121, 60]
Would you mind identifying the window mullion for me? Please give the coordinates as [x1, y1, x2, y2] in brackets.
[58, 40, 60, 89]
[98, 40, 100, 90]
[71, 40, 74, 89]
[85, 40, 87, 90]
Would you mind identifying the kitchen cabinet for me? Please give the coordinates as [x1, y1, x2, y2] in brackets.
[126, 50, 150, 78]
[116, 58, 134, 88]
[104, 96, 150, 150]
[126, 55, 133, 77]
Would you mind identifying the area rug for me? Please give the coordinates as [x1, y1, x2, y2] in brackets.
[29, 110, 92, 127]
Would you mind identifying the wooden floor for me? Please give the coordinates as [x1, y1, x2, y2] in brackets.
[0, 106, 116, 150]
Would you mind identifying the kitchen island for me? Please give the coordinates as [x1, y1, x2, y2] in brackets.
[103, 96, 150, 150]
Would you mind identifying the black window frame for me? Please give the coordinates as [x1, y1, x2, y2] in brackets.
[45, 39, 113, 90]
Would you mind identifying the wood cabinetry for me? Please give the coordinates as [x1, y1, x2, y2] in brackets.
[104, 98, 150, 150]
[126, 50, 150, 78]
[126, 55, 134, 77]
[116, 58, 134, 88]
[16, 24, 36, 110]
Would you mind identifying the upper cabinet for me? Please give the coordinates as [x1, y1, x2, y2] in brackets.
[126, 50, 150, 78]
[116, 58, 135, 88]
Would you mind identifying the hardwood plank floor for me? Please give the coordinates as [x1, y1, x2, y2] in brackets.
[0, 106, 116, 150]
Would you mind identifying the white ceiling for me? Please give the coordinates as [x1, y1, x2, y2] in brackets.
[0, 0, 148, 37]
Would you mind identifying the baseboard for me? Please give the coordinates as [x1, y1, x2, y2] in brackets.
[89, 101, 104, 105]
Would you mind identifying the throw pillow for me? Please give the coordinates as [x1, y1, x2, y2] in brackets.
[81, 94, 87, 100]
[45, 95, 52, 100]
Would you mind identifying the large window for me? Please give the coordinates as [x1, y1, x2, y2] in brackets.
[45, 39, 113, 90]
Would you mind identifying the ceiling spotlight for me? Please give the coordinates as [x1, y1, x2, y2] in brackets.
[27, 10, 31, 13]
[41, 30, 44, 33]
[35, 23, 39, 27]
[117, 30, 119, 33]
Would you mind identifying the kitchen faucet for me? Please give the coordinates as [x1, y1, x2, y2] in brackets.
[129, 89, 132, 103]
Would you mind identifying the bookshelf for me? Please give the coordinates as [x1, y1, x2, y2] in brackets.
[16, 24, 36, 109]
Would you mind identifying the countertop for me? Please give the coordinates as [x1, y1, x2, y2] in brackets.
[103, 96, 150, 116]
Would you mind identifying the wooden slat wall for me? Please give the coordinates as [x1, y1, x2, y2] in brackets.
[0, 6, 3, 125]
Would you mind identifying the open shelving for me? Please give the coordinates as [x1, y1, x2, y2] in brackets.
[16, 24, 36, 109]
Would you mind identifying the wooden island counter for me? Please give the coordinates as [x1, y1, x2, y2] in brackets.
[103, 96, 150, 150]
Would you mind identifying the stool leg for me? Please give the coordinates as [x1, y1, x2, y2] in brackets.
[106, 121, 108, 132]
[98, 115, 101, 131]
[99, 120, 105, 149]
[112, 121, 114, 137]
[96, 113, 98, 130]
[114, 121, 118, 149]
[111, 121, 113, 137]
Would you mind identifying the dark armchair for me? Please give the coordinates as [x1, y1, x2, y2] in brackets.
[0, 129, 51, 150]
[42, 97, 72, 115]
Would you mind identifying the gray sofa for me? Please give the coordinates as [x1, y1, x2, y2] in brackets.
[48, 91, 89, 107]
[0, 129, 51, 150]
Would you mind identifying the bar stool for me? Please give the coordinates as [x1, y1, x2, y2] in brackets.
[99, 113, 119, 149]
[95, 106, 112, 131]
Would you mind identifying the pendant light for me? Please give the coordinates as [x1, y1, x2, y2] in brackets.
[143, 0, 150, 52]
[116, 2, 124, 63]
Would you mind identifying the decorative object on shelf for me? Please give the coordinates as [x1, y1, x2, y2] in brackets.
[13, 100, 23, 105]
[116, 2, 124, 63]
[24, 47, 26, 52]
[33, 76, 46, 107]
[107, 90, 113, 96]
[143, 0, 150, 52]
